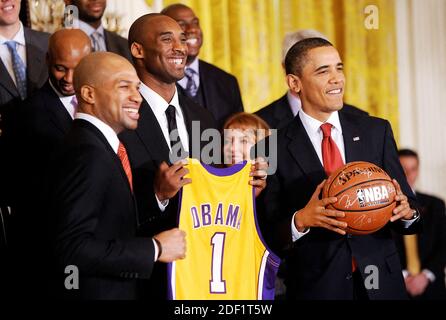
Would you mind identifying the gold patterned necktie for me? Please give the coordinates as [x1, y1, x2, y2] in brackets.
[404, 234, 421, 275]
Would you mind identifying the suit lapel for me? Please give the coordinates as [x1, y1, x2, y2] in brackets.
[286, 116, 326, 183]
[24, 28, 46, 94]
[135, 98, 171, 164]
[339, 111, 366, 163]
[178, 93, 194, 152]
[104, 30, 118, 53]
[42, 82, 73, 134]
[0, 59, 19, 97]
[197, 60, 212, 110]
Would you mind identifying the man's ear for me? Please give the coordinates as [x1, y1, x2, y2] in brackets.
[80, 85, 95, 105]
[131, 42, 144, 59]
[286, 74, 302, 95]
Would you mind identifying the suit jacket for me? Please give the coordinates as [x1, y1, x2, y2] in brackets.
[104, 30, 132, 62]
[178, 60, 243, 129]
[255, 93, 369, 130]
[48, 119, 155, 300]
[0, 28, 49, 282]
[261, 111, 421, 300]
[119, 92, 216, 299]
[393, 192, 446, 299]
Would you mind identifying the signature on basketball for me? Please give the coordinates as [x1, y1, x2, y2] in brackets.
[338, 194, 358, 209]
[353, 214, 372, 227]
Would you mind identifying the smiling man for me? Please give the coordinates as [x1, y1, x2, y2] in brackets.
[261, 38, 422, 300]
[162, 4, 244, 128]
[48, 52, 186, 300]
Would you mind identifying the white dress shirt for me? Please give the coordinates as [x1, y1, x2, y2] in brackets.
[291, 109, 417, 241]
[48, 79, 77, 119]
[178, 56, 200, 91]
[0, 22, 27, 87]
[74, 112, 159, 261]
[139, 83, 190, 211]
[139, 82, 189, 152]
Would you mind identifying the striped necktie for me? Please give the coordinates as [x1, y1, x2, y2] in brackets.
[5, 40, 27, 100]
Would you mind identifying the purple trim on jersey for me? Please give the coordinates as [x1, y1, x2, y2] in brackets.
[252, 186, 281, 299]
[167, 262, 173, 300]
[168, 185, 184, 300]
[201, 160, 247, 176]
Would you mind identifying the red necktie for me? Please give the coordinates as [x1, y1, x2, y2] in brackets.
[320, 123, 344, 176]
[320, 123, 356, 271]
[118, 142, 133, 192]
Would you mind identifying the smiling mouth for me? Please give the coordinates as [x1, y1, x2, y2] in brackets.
[168, 58, 184, 65]
[186, 38, 198, 45]
[123, 107, 139, 120]
[326, 88, 343, 95]
[2, 4, 15, 12]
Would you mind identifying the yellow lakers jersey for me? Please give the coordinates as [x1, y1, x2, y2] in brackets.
[168, 158, 280, 300]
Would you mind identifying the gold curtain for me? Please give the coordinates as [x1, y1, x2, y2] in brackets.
[159, 0, 399, 137]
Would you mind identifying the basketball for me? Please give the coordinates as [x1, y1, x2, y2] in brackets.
[322, 161, 396, 235]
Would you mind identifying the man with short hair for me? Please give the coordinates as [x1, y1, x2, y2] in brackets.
[64, 0, 132, 60]
[394, 148, 446, 299]
[162, 4, 244, 128]
[49, 52, 186, 300]
[255, 29, 367, 130]
[262, 38, 421, 300]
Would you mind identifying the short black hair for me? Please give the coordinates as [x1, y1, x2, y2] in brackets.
[398, 148, 419, 159]
[284, 37, 333, 76]
[161, 3, 191, 15]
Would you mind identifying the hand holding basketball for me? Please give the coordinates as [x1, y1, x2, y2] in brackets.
[390, 179, 416, 222]
[294, 180, 347, 235]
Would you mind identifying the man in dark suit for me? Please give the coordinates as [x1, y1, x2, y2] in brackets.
[393, 149, 446, 299]
[162, 4, 244, 128]
[0, 0, 49, 288]
[119, 14, 217, 299]
[255, 29, 367, 130]
[5, 29, 92, 298]
[49, 52, 186, 300]
[261, 38, 421, 300]
[64, 0, 131, 61]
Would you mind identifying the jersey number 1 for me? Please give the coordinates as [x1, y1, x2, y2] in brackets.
[210, 232, 226, 293]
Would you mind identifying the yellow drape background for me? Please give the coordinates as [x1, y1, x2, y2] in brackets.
[157, 0, 399, 136]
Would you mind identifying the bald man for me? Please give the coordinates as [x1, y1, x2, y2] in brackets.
[47, 52, 186, 300]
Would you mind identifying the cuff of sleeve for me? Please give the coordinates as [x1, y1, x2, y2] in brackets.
[155, 193, 169, 212]
[422, 269, 436, 282]
[402, 269, 409, 279]
[400, 211, 419, 228]
[291, 211, 310, 242]
[152, 238, 159, 262]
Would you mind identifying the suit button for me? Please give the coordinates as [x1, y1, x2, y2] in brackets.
[346, 274, 353, 280]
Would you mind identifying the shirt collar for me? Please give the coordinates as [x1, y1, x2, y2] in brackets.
[75, 112, 120, 153]
[286, 90, 302, 117]
[0, 22, 25, 45]
[48, 78, 75, 102]
[298, 109, 342, 136]
[139, 82, 181, 114]
[78, 20, 105, 37]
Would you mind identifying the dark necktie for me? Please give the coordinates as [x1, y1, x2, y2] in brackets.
[5, 40, 27, 100]
[320, 123, 356, 271]
[165, 105, 186, 160]
[118, 142, 133, 192]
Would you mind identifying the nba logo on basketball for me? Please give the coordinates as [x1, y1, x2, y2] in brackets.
[356, 186, 390, 207]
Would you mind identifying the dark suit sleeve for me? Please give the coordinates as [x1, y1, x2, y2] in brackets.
[424, 198, 446, 278]
[381, 120, 422, 234]
[52, 146, 155, 279]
